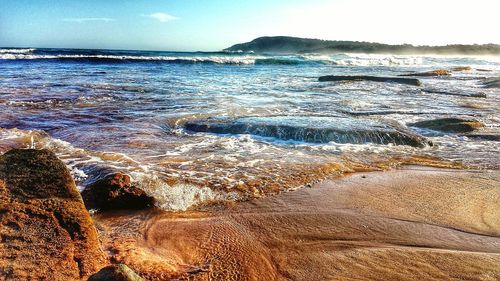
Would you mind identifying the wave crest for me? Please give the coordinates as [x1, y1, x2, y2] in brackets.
[184, 116, 432, 148]
[0, 51, 426, 66]
[0, 48, 36, 54]
[134, 174, 241, 211]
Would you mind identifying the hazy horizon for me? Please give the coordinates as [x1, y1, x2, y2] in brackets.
[1, 0, 499, 51]
[2, 36, 500, 53]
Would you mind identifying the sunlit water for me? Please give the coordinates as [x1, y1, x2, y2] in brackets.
[1, 48, 499, 210]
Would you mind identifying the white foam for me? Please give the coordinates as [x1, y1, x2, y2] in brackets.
[133, 173, 241, 211]
[0, 53, 268, 64]
[0, 48, 35, 54]
[334, 54, 424, 66]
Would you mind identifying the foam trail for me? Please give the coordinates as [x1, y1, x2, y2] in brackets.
[133, 174, 241, 211]
[0, 48, 36, 54]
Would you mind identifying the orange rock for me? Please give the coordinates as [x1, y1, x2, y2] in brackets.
[0, 149, 107, 280]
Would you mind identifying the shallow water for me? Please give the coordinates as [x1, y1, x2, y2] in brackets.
[95, 169, 500, 280]
[1, 48, 499, 210]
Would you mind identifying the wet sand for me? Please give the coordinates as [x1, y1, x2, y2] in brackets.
[95, 167, 500, 280]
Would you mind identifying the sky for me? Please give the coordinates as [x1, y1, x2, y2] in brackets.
[1, 0, 499, 51]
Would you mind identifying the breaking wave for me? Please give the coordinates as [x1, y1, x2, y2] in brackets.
[184, 116, 432, 148]
[135, 175, 241, 211]
[0, 49, 443, 66]
[0, 127, 240, 211]
[0, 48, 36, 54]
[0, 53, 262, 64]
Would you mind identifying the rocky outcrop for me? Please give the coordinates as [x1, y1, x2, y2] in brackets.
[400, 69, 451, 77]
[185, 116, 432, 148]
[451, 66, 472, 72]
[318, 75, 421, 86]
[88, 264, 143, 281]
[409, 118, 485, 133]
[0, 149, 107, 280]
[82, 173, 154, 211]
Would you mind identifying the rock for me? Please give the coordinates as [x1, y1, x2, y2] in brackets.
[88, 264, 143, 281]
[482, 77, 500, 89]
[451, 66, 472, 72]
[82, 173, 154, 211]
[0, 149, 107, 280]
[463, 134, 500, 141]
[409, 118, 485, 133]
[423, 89, 487, 98]
[185, 116, 432, 148]
[399, 69, 451, 77]
[318, 75, 421, 86]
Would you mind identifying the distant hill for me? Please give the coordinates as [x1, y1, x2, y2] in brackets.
[224, 36, 500, 55]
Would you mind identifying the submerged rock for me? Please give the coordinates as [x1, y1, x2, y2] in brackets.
[318, 75, 421, 86]
[399, 69, 451, 77]
[423, 89, 487, 98]
[185, 116, 432, 148]
[88, 264, 143, 281]
[482, 77, 500, 89]
[0, 149, 106, 280]
[451, 66, 472, 72]
[463, 134, 500, 141]
[409, 118, 485, 133]
[82, 173, 154, 211]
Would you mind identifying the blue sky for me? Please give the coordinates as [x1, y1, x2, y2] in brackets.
[1, 0, 499, 51]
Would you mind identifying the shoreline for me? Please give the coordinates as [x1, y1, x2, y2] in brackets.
[94, 166, 500, 280]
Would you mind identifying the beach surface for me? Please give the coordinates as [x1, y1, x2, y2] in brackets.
[95, 167, 500, 280]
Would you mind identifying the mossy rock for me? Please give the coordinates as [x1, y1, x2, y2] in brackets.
[451, 66, 472, 72]
[409, 118, 484, 133]
[88, 264, 143, 281]
[400, 69, 451, 77]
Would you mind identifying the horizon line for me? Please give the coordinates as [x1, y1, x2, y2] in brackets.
[2, 35, 500, 53]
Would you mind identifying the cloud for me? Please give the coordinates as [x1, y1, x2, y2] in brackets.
[62, 18, 115, 23]
[144, 12, 178, 22]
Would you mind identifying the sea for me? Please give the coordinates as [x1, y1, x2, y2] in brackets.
[0, 48, 499, 210]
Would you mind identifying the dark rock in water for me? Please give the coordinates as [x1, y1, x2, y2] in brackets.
[423, 89, 487, 98]
[476, 69, 493, 72]
[482, 77, 500, 88]
[88, 264, 143, 281]
[399, 69, 451, 77]
[0, 149, 107, 280]
[82, 172, 154, 211]
[185, 116, 432, 148]
[463, 134, 500, 141]
[409, 118, 484, 133]
[318, 75, 422, 86]
[451, 66, 472, 72]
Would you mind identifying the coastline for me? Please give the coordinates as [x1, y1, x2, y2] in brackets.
[1, 2, 499, 279]
[94, 166, 500, 280]
[1, 49, 499, 279]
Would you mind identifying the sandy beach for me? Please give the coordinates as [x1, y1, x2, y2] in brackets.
[94, 167, 500, 280]
[2, 2, 500, 279]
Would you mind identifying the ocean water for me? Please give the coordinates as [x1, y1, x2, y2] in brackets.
[1, 48, 499, 210]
